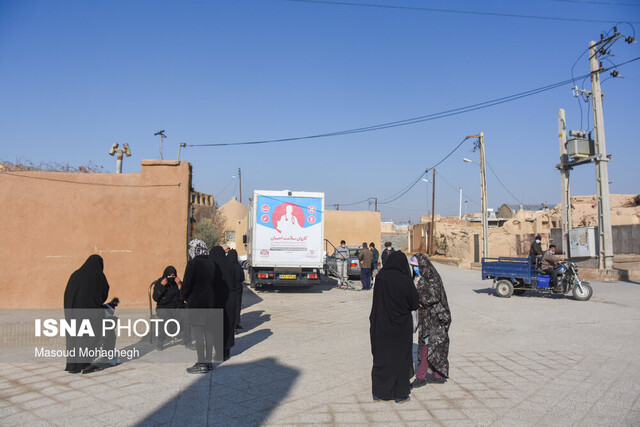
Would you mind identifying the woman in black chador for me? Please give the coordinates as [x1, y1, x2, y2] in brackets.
[63, 254, 110, 374]
[181, 239, 218, 374]
[209, 246, 237, 360]
[410, 253, 452, 388]
[227, 249, 245, 330]
[152, 265, 192, 350]
[369, 251, 419, 403]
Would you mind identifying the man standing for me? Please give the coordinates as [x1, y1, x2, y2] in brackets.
[381, 242, 395, 266]
[370, 242, 380, 286]
[529, 234, 544, 259]
[358, 242, 373, 290]
[541, 244, 564, 290]
[334, 240, 350, 286]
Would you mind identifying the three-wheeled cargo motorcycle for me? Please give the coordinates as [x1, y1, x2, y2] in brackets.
[481, 256, 592, 301]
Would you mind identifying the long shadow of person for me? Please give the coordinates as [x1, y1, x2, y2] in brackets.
[134, 357, 299, 426]
[231, 329, 273, 357]
[236, 310, 271, 334]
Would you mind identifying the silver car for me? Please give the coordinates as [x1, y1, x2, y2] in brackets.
[326, 246, 381, 279]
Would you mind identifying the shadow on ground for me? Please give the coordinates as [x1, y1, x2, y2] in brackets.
[134, 357, 299, 426]
[472, 287, 568, 300]
[251, 275, 343, 294]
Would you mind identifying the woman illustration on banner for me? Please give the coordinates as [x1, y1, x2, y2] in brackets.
[276, 204, 302, 237]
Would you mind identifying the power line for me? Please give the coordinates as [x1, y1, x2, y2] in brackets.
[283, 0, 640, 24]
[485, 161, 524, 206]
[435, 170, 480, 207]
[184, 75, 582, 148]
[184, 58, 639, 149]
[546, 0, 640, 5]
[376, 136, 471, 206]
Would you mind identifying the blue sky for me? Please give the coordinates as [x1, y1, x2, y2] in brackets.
[1, 0, 638, 223]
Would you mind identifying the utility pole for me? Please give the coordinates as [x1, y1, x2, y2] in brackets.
[154, 130, 166, 160]
[589, 40, 614, 271]
[238, 167, 242, 203]
[109, 143, 131, 173]
[558, 109, 572, 256]
[374, 197, 378, 212]
[467, 132, 489, 260]
[458, 187, 462, 220]
[429, 168, 436, 256]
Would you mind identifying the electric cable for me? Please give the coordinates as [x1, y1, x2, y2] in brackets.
[282, 0, 640, 24]
[485, 161, 524, 206]
[184, 72, 596, 148]
[185, 56, 639, 149]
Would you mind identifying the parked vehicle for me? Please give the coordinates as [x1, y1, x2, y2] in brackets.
[325, 246, 362, 278]
[245, 190, 324, 288]
[325, 245, 382, 279]
[481, 256, 593, 301]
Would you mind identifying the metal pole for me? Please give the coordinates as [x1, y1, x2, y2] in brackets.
[589, 40, 614, 271]
[459, 187, 462, 219]
[374, 197, 378, 212]
[558, 109, 572, 257]
[238, 167, 242, 203]
[116, 153, 123, 173]
[429, 169, 436, 256]
[177, 143, 185, 161]
[478, 132, 489, 260]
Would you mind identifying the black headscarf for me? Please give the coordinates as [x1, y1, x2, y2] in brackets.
[63, 254, 109, 310]
[369, 251, 419, 400]
[227, 249, 244, 284]
[153, 265, 183, 309]
[63, 254, 110, 372]
[210, 246, 237, 353]
[412, 253, 451, 378]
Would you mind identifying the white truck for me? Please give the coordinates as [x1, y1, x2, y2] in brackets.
[245, 190, 325, 288]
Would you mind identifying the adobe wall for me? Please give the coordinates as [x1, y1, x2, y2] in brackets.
[324, 210, 381, 253]
[0, 160, 192, 308]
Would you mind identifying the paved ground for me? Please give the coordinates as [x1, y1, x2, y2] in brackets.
[1, 263, 640, 426]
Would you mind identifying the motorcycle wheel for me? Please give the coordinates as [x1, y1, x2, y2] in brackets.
[572, 282, 593, 301]
[495, 280, 514, 298]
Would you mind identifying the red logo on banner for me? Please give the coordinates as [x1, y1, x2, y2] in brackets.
[261, 204, 270, 213]
[272, 203, 305, 233]
[308, 205, 316, 214]
[261, 214, 270, 223]
[308, 215, 316, 224]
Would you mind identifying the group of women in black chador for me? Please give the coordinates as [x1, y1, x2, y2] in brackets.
[63, 240, 245, 375]
[369, 251, 451, 403]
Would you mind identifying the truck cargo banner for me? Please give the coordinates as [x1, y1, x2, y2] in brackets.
[255, 195, 322, 263]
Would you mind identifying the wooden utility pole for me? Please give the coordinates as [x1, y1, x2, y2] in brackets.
[467, 132, 489, 260]
[558, 109, 572, 256]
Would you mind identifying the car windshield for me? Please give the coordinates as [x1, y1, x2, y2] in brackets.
[349, 249, 360, 257]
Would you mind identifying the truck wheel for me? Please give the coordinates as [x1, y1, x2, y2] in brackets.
[572, 282, 593, 301]
[513, 289, 526, 296]
[248, 267, 256, 289]
[495, 280, 514, 298]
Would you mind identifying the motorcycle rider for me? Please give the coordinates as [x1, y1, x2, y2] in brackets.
[541, 244, 565, 290]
